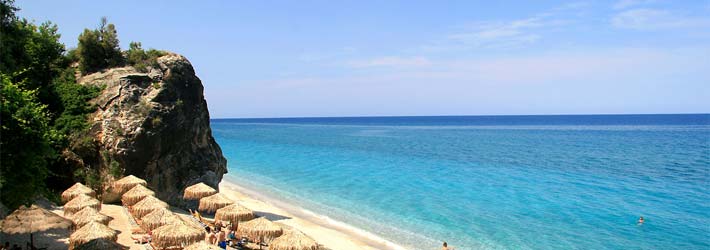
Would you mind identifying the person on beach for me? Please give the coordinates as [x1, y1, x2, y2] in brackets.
[131, 230, 152, 244]
[227, 228, 237, 246]
[638, 216, 645, 225]
[217, 226, 227, 246]
[204, 227, 214, 244]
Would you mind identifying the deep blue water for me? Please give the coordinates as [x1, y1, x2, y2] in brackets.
[211, 114, 710, 250]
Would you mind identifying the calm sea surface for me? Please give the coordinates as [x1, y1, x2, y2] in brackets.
[212, 114, 710, 250]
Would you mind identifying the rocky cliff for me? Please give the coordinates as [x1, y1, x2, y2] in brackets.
[76, 53, 227, 205]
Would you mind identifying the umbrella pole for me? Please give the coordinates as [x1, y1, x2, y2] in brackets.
[29, 216, 34, 249]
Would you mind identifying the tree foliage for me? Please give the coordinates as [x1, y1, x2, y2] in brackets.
[126, 41, 165, 73]
[0, 1, 99, 209]
[0, 74, 55, 209]
[77, 17, 124, 74]
[1, 1, 164, 209]
[1, 1, 66, 114]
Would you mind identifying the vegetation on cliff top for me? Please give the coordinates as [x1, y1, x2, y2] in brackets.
[0, 0, 163, 209]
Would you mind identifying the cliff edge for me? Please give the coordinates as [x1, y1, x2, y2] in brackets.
[77, 53, 227, 205]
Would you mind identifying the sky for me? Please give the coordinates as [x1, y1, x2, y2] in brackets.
[17, 0, 710, 118]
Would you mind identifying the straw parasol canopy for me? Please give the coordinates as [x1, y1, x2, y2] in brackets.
[270, 230, 320, 250]
[183, 182, 217, 200]
[64, 194, 101, 216]
[74, 238, 126, 250]
[237, 217, 283, 242]
[183, 241, 222, 250]
[139, 208, 183, 231]
[198, 193, 234, 213]
[130, 196, 168, 218]
[0, 204, 72, 234]
[112, 175, 147, 194]
[121, 185, 155, 206]
[69, 221, 118, 249]
[180, 215, 206, 231]
[152, 223, 205, 248]
[70, 207, 112, 228]
[62, 183, 96, 203]
[215, 203, 254, 224]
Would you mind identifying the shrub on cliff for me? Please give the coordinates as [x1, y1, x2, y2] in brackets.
[77, 17, 124, 74]
[126, 41, 165, 73]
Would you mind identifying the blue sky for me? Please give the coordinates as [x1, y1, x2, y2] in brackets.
[18, 0, 710, 118]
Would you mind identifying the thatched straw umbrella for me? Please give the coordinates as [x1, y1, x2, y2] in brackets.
[183, 241, 222, 250]
[0, 204, 73, 247]
[112, 175, 147, 194]
[64, 194, 101, 216]
[121, 185, 155, 206]
[198, 193, 234, 213]
[62, 183, 96, 203]
[180, 215, 206, 231]
[69, 221, 118, 250]
[183, 182, 217, 200]
[237, 217, 283, 248]
[215, 203, 254, 224]
[152, 223, 205, 249]
[270, 230, 320, 250]
[74, 238, 126, 250]
[139, 208, 183, 231]
[130, 196, 168, 218]
[70, 207, 111, 228]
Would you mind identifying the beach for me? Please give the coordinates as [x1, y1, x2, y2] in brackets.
[219, 179, 407, 250]
[30, 179, 404, 250]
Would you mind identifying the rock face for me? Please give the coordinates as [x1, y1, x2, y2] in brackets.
[78, 53, 227, 205]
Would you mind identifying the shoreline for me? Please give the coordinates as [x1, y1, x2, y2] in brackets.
[219, 177, 408, 250]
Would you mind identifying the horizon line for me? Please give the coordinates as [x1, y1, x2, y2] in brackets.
[210, 112, 710, 120]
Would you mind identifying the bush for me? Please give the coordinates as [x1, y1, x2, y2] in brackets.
[126, 41, 165, 73]
[152, 116, 162, 127]
[53, 68, 101, 136]
[109, 160, 121, 178]
[136, 100, 152, 116]
[0, 74, 54, 209]
[77, 17, 123, 74]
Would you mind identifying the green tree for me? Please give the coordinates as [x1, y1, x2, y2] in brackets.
[77, 17, 123, 74]
[1, 0, 65, 114]
[52, 68, 101, 136]
[0, 1, 102, 209]
[99, 17, 123, 68]
[0, 74, 55, 209]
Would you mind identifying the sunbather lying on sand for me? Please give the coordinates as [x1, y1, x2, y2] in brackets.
[131, 231, 152, 244]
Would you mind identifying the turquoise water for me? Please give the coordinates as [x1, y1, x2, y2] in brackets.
[212, 114, 710, 250]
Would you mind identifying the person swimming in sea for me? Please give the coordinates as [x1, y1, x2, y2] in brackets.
[638, 216, 645, 225]
[442, 242, 454, 250]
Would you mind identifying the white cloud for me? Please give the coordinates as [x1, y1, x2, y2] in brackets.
[347, 56, 432, 68]
[611, 8, 710, 30]
[613, 0, 658, 10]
[444, 17, 547, 49]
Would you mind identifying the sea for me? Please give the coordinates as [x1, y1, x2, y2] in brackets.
[211, 114, 710, 250]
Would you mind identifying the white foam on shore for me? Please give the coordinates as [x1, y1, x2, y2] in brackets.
[221, 176, 410, 250]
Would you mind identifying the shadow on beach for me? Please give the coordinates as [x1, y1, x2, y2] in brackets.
[254, 211, 291, 221]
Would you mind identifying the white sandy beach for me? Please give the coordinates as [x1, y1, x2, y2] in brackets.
[219, 180, 407, 250]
